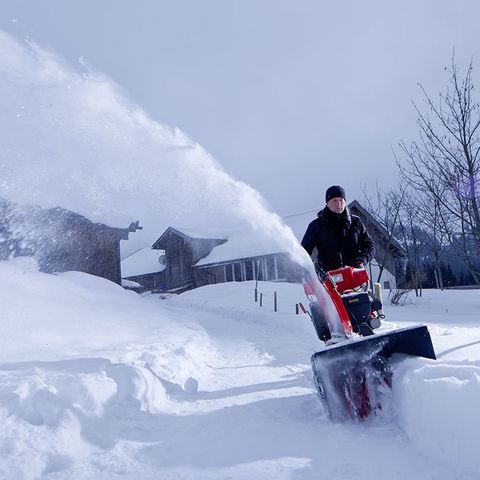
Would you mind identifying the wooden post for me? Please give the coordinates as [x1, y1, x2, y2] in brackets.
[260, 293, 263, 307]
[255, 260, 260, 302]
[295, 303, 299, 315]
[274, 291, 277, 312]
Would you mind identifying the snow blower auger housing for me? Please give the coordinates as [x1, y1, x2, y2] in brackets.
[304, 266, 436, 421]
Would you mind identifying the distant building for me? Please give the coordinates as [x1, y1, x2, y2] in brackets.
[0, 197, 140, 284]
[123, 226, 304, 292]
[149, 227, 228, 291]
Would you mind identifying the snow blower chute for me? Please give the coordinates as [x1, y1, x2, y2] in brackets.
[303, 266, 435, 421]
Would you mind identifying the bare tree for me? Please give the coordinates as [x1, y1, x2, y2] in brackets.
[396, 195, 425, 296]
[406, 189, 451, 289]
[397, 59, 480, 284]
[361, 182, 407, 284]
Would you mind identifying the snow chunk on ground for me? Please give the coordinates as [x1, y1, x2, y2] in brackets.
[394, 357, 480, 479]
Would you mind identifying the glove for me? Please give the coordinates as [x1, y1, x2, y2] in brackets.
[353, 257, 366, 268]
[315, 261, 325, 274]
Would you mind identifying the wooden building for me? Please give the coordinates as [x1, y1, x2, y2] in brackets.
[0, 197, 139, 284]
[126, 226, 304, 292]
[195, 251, 303, 287]
[151, 227, 227, 292]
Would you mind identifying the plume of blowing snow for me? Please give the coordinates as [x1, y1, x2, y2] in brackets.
[0, 30, 310, 269]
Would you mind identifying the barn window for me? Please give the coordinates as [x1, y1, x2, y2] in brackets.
[233, 263, 242, 281]
[245, 261, 254, 280]
[275, 255, 287, 280]
[226, 264, 233, 282]
[266, 256, 275, 280]
[255, 259, 265, 281]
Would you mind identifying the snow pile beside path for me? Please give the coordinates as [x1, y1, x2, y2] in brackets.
[0, 257, 213, 367]
[0, 257, 150, 362]
[393, 358, 480, 479]
[0, 258, 234, 478]
[384, 289, 480, 478]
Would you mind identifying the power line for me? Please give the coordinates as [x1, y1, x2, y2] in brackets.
[282, 208, 319, 219]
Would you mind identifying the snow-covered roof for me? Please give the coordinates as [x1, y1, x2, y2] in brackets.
[195, 228, 286, 266]
[193, 209, 319, 267]
[121, 248, 165, 278]
[152, 227, 227, 250]
[171, 227, 227, 240]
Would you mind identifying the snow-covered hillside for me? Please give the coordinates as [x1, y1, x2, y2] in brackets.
[1, 258, 479, 480]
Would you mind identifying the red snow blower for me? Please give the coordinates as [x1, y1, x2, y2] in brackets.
[303, 266, 436, 421]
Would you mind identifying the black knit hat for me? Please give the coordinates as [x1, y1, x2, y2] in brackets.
[325, 185, 346, 203]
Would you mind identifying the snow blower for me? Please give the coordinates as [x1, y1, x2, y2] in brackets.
[303, 266, 436, 421]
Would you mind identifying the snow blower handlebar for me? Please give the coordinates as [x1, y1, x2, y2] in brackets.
[304, 266, 375, 338]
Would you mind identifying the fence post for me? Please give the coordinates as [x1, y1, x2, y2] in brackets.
[274, 291, 277, 312]
[260, 293, 263, 307]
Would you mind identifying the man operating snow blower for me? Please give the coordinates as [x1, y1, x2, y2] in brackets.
[300, 185, 436, 421]
[301, 185, 382, 341]
[301, 185, 374, 273]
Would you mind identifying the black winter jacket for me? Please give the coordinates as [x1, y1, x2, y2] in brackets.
[301, 207, 375, 272]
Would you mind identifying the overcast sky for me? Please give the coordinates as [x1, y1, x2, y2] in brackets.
[1, 0, 480, 217]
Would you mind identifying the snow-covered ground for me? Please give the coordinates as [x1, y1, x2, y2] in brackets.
[1, 257, 479, 480]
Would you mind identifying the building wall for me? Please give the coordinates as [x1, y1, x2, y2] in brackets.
[194, 265, 225, 287]
[0, 199, 126, 284]
[124, 271, 166, 291]
[161, 233, 196, 290]
[195, 253, 306, 289]
[368, 262, 397, 291]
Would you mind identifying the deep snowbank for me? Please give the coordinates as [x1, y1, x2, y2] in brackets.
[0, 258, 226, 479]
[380, 290, 480, 479]
[1, 258, 479, 479]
